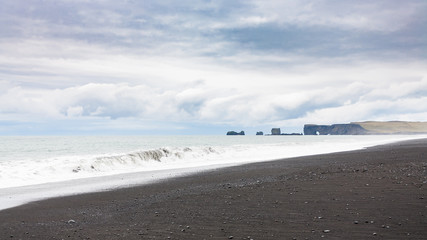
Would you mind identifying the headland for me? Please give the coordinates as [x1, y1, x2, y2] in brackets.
[304, 121, 427, 135]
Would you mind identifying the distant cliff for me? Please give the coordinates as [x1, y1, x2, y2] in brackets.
[304, 124, 368, 135]
[355, 121, 427, 134]
[304, 121, 427, 135]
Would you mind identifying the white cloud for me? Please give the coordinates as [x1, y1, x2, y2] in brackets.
[238, 16, 270, 27]
[66, 106, 84, 117]
[1, 38, 425, 127]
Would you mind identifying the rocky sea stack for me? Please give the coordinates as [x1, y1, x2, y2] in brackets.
[226, 131, 245, 135]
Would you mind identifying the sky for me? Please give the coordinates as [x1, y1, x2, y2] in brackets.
[0, 0, 426, 135]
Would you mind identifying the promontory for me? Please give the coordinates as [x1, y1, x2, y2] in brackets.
[304, 121, 427, 135]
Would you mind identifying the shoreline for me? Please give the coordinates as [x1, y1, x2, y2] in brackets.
[1, 139, 426, 239]
[3, 135, 422, 211]
[0, 162, 242, 211]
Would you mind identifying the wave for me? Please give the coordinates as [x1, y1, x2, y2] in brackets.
[0, 146, 221, 189]
[72, 147, 203, 172]
[73, 148, 172, 173]
[1, 135, 423, 189]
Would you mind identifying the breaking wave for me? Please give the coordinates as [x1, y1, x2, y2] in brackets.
[0, 146, 221, 188]
[72, 147, 216, 173]
[1, 134, 424, 189]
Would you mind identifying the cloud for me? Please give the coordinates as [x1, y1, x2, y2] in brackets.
[299, 96, 427, 125]
[2, 66, 426, 130]
[0, 82, 213, 121]
[2, 0, 425, 60]
[0, 0, 426, 134]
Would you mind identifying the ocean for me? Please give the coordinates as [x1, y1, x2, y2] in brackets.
[0, 135, 425, 210]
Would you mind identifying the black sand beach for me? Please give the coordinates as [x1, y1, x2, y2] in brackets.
[1, 139, 426, 239]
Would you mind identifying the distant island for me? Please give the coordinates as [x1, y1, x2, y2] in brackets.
[226, 131, 245, 135]
[304, 121, 427, 135]
[227, 128, 303, 136]
[268, 128, 302, 135]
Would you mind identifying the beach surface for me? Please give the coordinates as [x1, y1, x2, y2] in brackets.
[1, 139, 426, 239]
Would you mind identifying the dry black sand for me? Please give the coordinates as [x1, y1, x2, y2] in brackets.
[1, 139, 426, 239]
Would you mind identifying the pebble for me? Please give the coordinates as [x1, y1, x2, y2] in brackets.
[323, 230, 330, 233]
[228, 236, 234, 239]
[67, 220, 76, 224]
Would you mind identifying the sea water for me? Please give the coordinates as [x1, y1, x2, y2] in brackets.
[0, 135, 425, 210]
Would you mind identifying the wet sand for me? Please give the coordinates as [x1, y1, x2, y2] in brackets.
[1, 139, 426, 239]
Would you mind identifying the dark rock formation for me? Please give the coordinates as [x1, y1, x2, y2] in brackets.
[227, 131, 245, 136]
[256, 131, 264, 135]
[271, 128, 281, 135]
[304, 124, 369, 135]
